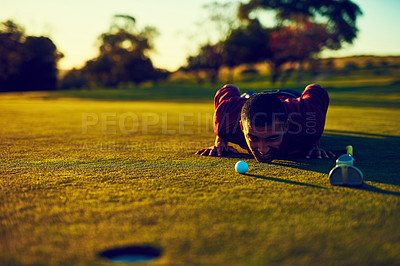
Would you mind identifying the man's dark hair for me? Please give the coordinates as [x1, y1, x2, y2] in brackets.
[241, 93, 287, 127]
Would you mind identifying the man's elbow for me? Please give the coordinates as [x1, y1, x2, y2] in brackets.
[306, 83, 330, 110]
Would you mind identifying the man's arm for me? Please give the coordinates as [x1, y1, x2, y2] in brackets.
[299, 84, 335, 159]
[305, 140, 336, 159]
[197, 84, 247, 157]
[196, 135, 239, 157]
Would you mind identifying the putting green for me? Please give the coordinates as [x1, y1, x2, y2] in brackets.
[0, 90, 399, 265]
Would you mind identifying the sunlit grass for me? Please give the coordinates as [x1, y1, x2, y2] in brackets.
[0, 83, 400, 265]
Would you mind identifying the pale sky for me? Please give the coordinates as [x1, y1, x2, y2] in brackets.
[1, 0, 400, 71]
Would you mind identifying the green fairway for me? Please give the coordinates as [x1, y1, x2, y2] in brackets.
[1, 83, 400, 265]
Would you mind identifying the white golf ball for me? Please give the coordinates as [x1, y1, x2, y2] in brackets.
[235, 161, 248, 174]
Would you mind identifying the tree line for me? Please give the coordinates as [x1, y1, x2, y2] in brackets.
[0, 0, 362, 91]
[0, 15, 169, 92]
[61, 15, 169, 90]
[0, 20, 63, 91]
[184, 0, 362, 84]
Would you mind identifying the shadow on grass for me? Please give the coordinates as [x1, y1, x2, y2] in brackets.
[321, 130, 400, 187]
[245, 173, 400, 196]
[270, 130, 400, 185]
[222, 130, 400, 191]
[244, 173, 326, 189]
[352, 183, 400, 197]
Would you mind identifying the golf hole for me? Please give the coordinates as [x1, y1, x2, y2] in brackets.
[98, 245, 162, 263]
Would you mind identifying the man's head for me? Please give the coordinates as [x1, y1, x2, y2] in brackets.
[240, 93, 288, 163]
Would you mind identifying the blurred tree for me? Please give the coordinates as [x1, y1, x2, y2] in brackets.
[269, 21, 331, 83]
[185, 0, 361, 84]
[20, 36, 63, 90]
[183, 43, 223, 85]
[325, 58, 336, 73]
[239, 0, 361, 47]
[200, 43, 224, 84]
[0, 20, 24, 90]
[223, 20, 271, 82]
[63, 14, 169, 88]
[364, 60, 375, 70]
[342, 61, 359, 75]
[60, 68, 88, 90]
[0, 20, 62, 91]
[181, 55, 206, 84]
[183, 2, 239, 85]
[308, 58, 322, 76]
[237, 0, 362, 83]
[379, 60, 389, 68]
[94, 15, 160, 86]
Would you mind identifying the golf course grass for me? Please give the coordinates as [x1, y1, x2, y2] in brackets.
[1, 80, 400, 265]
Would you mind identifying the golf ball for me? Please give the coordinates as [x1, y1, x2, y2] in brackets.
[235, 161, 248, 174]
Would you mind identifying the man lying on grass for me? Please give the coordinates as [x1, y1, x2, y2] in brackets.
[197, 84, 336, 163]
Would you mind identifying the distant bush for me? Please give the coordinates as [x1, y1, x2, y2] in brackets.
[241, 68, 259, 75]
[60, 68, 88, 90]
[342, 62, 359, 75]
[60, 15, 170, 89]
[0, 20, 63, 91]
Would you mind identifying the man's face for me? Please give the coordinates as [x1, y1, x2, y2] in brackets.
[241, 119, 288, 163]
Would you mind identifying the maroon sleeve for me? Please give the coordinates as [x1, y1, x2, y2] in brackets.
[299, 84, 329, 140]
[281, 84, 329, 155]
[301, 84, 329, 116]
[213, 84, 247, 148]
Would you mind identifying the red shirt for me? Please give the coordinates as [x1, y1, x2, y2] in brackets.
[214, 84, 329, 157]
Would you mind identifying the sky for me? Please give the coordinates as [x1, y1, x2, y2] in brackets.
[1, 0, 400, 71]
